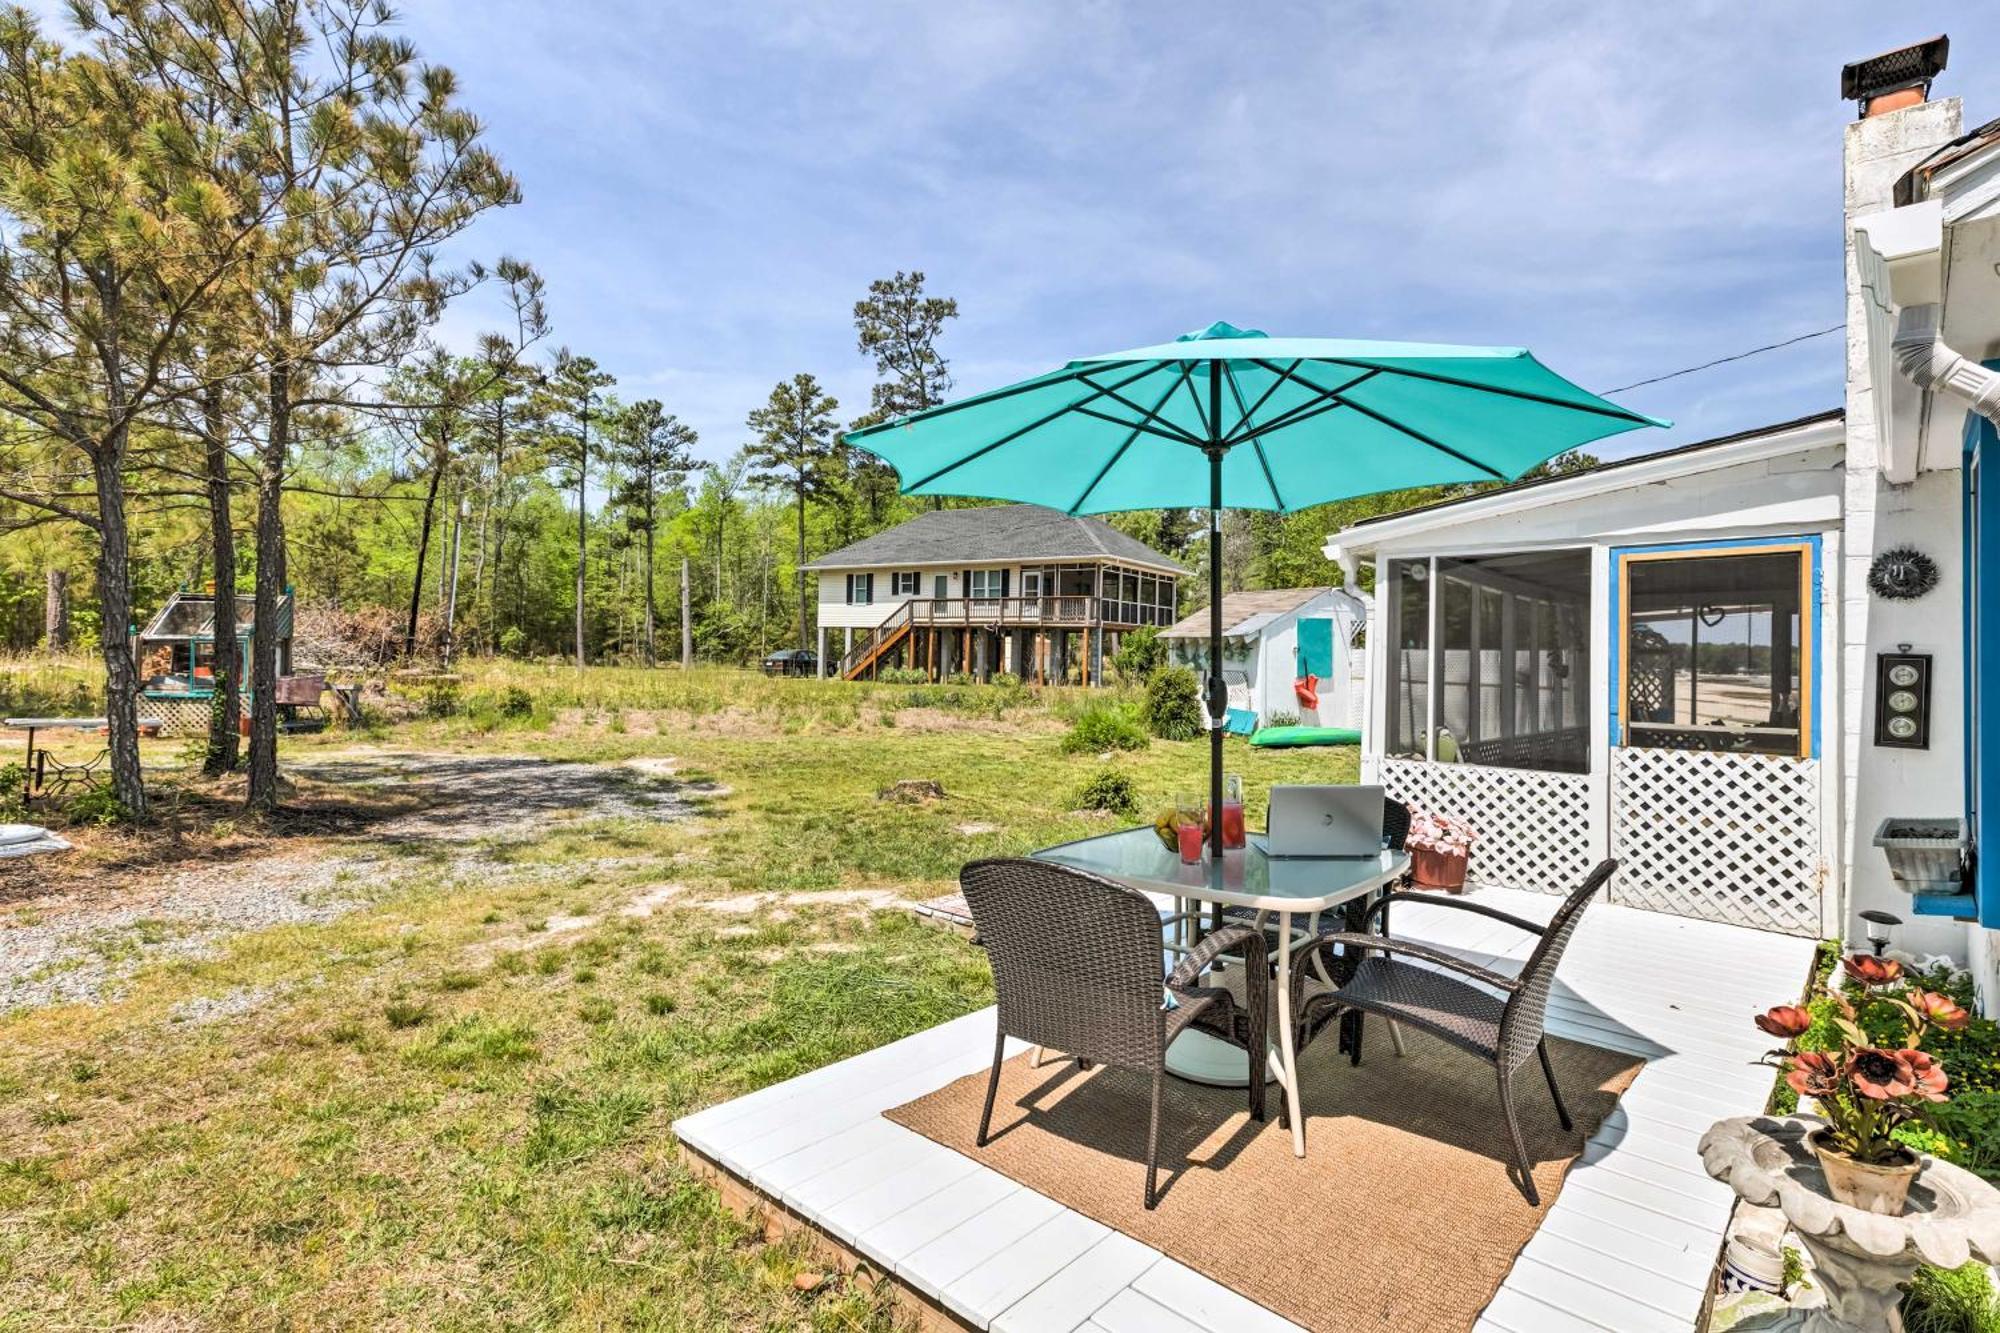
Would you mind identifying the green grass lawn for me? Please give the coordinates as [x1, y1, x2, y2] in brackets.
[0, 662, 1356, 1330]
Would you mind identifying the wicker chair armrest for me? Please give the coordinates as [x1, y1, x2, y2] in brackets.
[1303, 932, 1521, 992]
[1167, 923, 1267, 992]
[1362, 890, 1548, 938]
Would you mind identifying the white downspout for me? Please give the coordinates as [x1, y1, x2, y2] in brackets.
[1892, 304, 2000, 431]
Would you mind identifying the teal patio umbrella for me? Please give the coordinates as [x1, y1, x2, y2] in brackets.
[844, 321, 1666, 860]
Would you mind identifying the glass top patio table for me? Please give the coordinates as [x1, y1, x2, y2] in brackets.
[1029, 825, 1407, 916]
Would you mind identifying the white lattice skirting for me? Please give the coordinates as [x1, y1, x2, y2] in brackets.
[1610, 748, 1824, 937]
[1380, 757, 1595, 896]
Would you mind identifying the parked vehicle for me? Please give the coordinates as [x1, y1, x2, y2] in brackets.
[761, 648, 817, 677]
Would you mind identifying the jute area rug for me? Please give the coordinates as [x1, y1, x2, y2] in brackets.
[885, 1026, 1643, 1332]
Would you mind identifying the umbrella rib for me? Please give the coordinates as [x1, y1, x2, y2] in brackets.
[1070, 404, 1205, 445]
[895, 362, 1165, 493]
[843, 360, 1135, 441]
[1314, 356, 1654, 423]
[1222, 362, 1287, 512]
[1266, 367, 1509, 480]
[1219, 358, 1307, 444]
[1075, 373, 1207, 446]
[1224, 366, 1378, 444]
[1067, 363, 1196, 515]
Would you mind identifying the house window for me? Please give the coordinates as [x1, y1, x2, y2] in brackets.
[968, 569, 1004, 601]
[845, 573, 873, 605]
[1617, 542, 1813, 759]
[890, 571, 919, 597]
[1386, 551, 1591, 773]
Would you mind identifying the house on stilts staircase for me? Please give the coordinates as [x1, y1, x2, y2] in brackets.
[804, 504, 1184, 683]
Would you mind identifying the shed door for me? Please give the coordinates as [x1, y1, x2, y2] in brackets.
[1296, 617, 1334, 680]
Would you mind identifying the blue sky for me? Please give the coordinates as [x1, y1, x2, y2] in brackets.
[44, 1, 2000, 467]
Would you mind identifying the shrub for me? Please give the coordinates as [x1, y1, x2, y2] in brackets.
[63, 787, 130, 826]
[875, 667, 926, 684]
[1112, 625, 1166, 682]
[500, 686, 535, 718]
[419, 681, 460, 718]
[1265, 709, 1301, 728]
[1902, 1261, 2000, 1333]
[1060, 703, 1149, 755]
[1071, 767, 1138, 818]
[1143, 666, 1204, 741]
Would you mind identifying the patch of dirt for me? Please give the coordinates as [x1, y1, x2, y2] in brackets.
[692, 888, 912, 916]
[0, 750, 702, 1013]
[619, 883, 687, 917]
[953, 822, 1001, 836]
[866, 706, 1063, 736]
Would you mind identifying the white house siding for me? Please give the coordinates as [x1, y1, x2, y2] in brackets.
[1842, 99, 1973, 963]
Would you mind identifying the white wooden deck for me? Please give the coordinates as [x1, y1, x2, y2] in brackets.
[674, 887, 1817, 1332]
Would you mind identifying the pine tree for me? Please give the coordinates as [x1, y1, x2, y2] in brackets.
[745, 374, 840, 651]
[609, 401, 696, 666]
[850, 271, 957, 517]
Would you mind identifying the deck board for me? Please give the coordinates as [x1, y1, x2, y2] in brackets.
[675, 886, 1815, 1331]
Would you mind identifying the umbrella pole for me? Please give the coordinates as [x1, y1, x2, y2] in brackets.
[1206, 447, 1226, 922]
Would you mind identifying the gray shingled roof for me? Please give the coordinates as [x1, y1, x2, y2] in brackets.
[1161, 588, 1330, 638]
[802, 504, 1183, 575]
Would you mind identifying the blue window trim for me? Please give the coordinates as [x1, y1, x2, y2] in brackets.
[1963, 395, 2000, 928]
[1607, 535, 1823, 759]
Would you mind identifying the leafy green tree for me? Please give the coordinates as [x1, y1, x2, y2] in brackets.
[745, 374, 840, 650]
[608, 401, 696, 665]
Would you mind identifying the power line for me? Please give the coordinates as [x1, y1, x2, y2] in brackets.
[1602, 324, 1843, 395]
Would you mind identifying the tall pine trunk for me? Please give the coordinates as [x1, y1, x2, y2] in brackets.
[247, 356, 289, 812]
[43, 568, 68, 652]
[680, 556, 692, 668]
[573, 425, 587, 671]
[202, 385, 240, 775]
[641, 488, 657, 667]
[89, 440, 148, 819]
[404, 454, 445, 658]
[794, 481, 808, 650]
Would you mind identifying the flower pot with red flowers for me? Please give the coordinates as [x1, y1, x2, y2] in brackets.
[1407, 811, 1474, 891]
[1754, 954, 1969, 1215]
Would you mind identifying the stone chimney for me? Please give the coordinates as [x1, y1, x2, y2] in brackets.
[1839, 41, 1965, 959]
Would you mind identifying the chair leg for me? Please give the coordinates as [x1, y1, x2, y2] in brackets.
[976, 1025, 1006, 1148]
[1387, 1020, 1407, 1057]
[1537, 1037, 1572, 1131]
[1348, 1011, 1364, 1066]
[1144, 1067, 1163, 1210]
[1498, 1066, 1540, 1206]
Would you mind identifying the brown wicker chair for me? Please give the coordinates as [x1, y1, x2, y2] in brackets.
[1288, 858, 1619, 1204]
[959, 857, 1269, 1209]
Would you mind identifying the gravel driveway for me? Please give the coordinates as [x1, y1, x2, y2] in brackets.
[0, 751, 698, 1013]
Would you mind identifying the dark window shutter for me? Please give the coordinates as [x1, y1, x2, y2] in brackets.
[1001, 569, 1011, 597]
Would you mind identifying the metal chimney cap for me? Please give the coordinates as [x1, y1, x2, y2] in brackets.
[1841, 36, 1948, 105]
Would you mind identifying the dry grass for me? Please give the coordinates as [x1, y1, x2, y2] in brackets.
[0, 658, 1360, 1330]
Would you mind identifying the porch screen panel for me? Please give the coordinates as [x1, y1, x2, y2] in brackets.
[1433, 551, 1590, 774]
[1384, 560, 1429, 759]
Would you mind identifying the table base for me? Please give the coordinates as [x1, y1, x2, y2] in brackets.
[1165, 1028, 1280, 1088]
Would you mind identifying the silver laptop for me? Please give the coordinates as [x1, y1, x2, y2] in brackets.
[1265, 785, 1385, 859]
